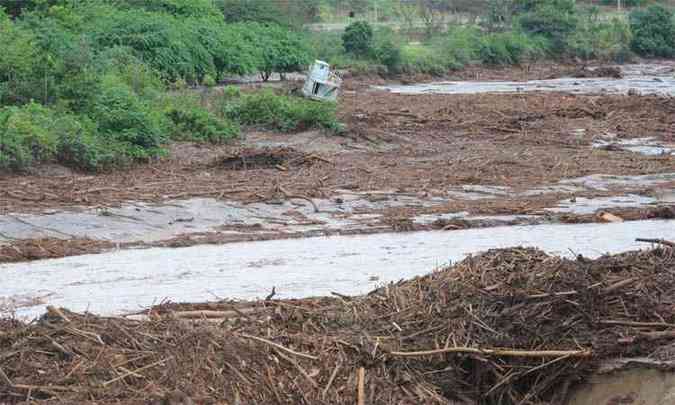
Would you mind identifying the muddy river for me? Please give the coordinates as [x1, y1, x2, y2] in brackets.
[2, 219, 673, 319]
[377, 63, 675, 96]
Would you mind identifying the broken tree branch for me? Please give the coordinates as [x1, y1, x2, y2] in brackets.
[239, 333, 319, 361]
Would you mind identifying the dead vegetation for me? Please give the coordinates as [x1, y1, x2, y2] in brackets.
[2, 247, 675, 404]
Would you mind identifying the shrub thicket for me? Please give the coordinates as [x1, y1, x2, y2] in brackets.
[224, 90, 340, 133]
[629, 5, 675, 57]
[343, 21, 374, 56]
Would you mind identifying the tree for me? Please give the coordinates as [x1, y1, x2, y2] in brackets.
[342, 21, 373, 56]
[236, 23, 312, 82]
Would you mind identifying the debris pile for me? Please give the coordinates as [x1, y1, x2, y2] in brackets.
[2, 247, 675, 404]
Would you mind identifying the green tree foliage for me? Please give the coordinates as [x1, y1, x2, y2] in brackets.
[343, 21, 374, 56]
[236, 23, 312, 81]
[629, 4, 675, 57]
[218, 0, 285, 24]
[115, 0, 221, 17]
[0, 10, 40, 104]
[516, 0, 578, 53]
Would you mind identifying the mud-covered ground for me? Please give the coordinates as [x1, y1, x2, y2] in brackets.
[0, 63, 673, 262]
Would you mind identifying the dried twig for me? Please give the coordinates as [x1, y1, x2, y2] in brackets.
[239, 334, 319, 361]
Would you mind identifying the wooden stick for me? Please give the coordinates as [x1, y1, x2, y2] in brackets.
[101, 357, 171, 387]
[275, 350, 319, 389]
[602, 278, 637, 294]
[239, 333, 319, 361]
[389, 347, 591, 358]
[636, 238, 675, 248]
[357, 367, 365, 405]
[322, 362, 341, 399]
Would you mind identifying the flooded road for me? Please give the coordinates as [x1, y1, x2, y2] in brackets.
[2, 219, 674, 319]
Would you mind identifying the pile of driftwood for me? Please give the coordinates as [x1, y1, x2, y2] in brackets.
[1, 246, 674, 404]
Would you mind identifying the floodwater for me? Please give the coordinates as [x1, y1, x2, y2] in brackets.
[1, 219, 674, 319]
[376, 64, 675, 96]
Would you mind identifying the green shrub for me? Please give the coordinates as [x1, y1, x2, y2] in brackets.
[630, 5, 675, 57]
[479, 31, 543, 65]
[400, 44, 455, 75]
[224, 90, 339, 132]
[168, 105, 239, 144]
[567, 13, 633, 62]
[371, 28, 402, 74]
[87, 74, 167, 160]
[56, 116, 119, 171]
[517, 0, 578, 53]
[343, 21, 374, 56]
[0, 102, 58, 170]
[433, 26, 483, 67]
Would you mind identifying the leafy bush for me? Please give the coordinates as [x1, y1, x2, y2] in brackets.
[630, 5, 675, 57]
[168, 105, 239, 144]
[567, 12, 633, 62]
[479, 31, 543, 65]
[343, 21, 374, 56]
[0, 102, 58, 170]
[400, 44, 456, 75]
[56, 116, 119, 171]
[224, 90, 339, 132]
[517, 0, 578, 53]
[86, 74, 167, 160]
[432, 26, 482, 67]
[371, 28, 402, 73]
